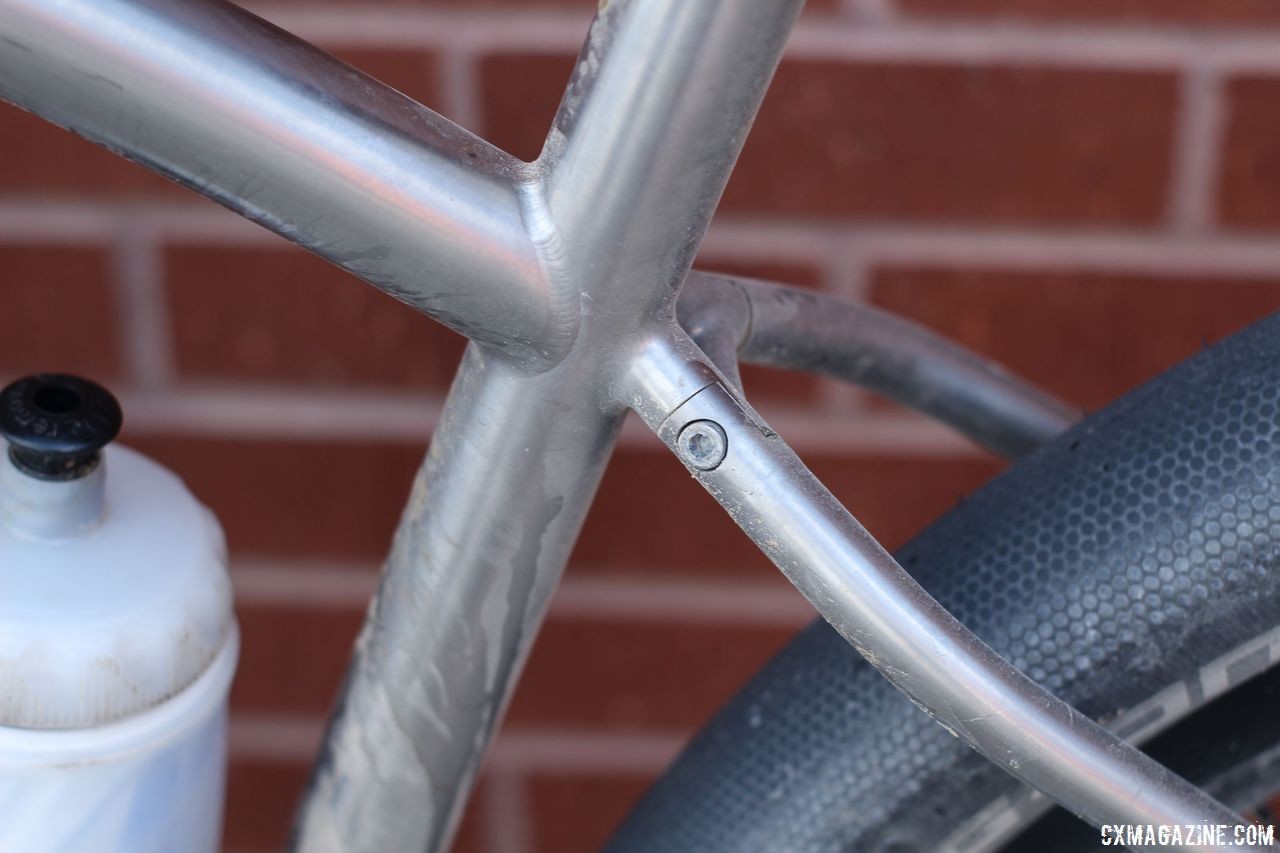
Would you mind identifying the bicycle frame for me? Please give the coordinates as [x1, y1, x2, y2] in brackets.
[0, 1, 1266, 851]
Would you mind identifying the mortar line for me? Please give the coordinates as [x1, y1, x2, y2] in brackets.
[243, 6, 1280, 72]
[481, 771, 534, 853]
[439, 46, 484, 135]
[113, 227, 175, 390]
[1169, 65, 1228, 233]
[843, 0, 897, 24]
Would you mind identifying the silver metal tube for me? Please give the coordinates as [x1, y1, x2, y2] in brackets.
[679, 272, 1077, 458]
[294, 3, 802, 849]
[627, 335, 1266, 852]
[542, 0, 804, 324]
[292, 346, 624, 852]
[0, 0, 573, 365]
[674, 273, 748, 393]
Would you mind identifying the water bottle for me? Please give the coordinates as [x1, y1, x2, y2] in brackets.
[0, 373, 237, 852]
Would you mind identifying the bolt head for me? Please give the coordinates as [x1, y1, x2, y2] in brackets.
[676, 420, 728, 471]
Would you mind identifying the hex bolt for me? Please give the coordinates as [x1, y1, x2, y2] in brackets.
[676, 419, 728, 471]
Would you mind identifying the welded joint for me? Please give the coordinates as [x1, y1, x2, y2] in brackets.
[509, 175, 583, 372]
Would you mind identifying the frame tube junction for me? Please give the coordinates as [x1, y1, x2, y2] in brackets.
[0, 0, 572, 365]
[679, 272, 1078, 458]
[293, 2, 804, 850]
[630, 337, 1265, 853]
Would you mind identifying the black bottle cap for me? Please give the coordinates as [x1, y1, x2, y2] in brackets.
[0, 374, 123, 481]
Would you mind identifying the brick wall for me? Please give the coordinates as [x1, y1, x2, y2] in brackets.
[6, 1, 1280, 850]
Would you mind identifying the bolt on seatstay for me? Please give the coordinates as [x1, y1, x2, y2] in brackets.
[678, 271, 1078, 459]
[637, 349, 1266, 853]
[676, 420, 729, 471]
[290, 3, 808, 849]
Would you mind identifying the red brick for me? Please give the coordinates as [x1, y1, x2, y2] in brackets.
[124, 434, 995, 569]
[1220, 77, 1280, 229]
[571, 447, 1001, 577]
[898, 0, 1280, 24]
[326, 48, 442, 110]
[231, 604, 365, 712]
[164, 245, 465, 389]
[869, 267, 1280, 410]
[527, 773, 654, 853]
[125, 435, 423, 559]
[253, 0, 836, 13]
[507, 617, 796, 729]
[737, 363, 825, 407]
[225, 760, 309, 850]
[723, 62, 1178, 225]
[481, 56, 1178, 224]
[453, 792, 489, 853]
[453, 791, 489, 853]
[0, 247, 122, 382]
[479, 54, 577, 161]
[695, 259, 823, 291]
[230, 599, 793, 729]
[224, 758, 486, 852]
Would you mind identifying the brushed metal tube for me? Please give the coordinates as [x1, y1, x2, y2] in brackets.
[542, 0, 804, 325]
[292, 346, 623, 852]
[0, 0, 572, 365]
[679, 272, 1077, 458]
[628, 335, 1268, 853]
[676, 272, 749, 394]
[293, 2, 802, 849]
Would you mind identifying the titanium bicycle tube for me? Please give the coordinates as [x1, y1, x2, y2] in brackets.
[0, 0, 1267, 850]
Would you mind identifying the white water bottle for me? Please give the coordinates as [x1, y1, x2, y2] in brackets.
[0, 374, 238, 853]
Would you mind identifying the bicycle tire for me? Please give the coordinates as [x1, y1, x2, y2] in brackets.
[609, 311, 1280, 852]
[1008, 660, 1280, 851]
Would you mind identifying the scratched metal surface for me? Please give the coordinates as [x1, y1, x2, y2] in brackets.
[612, 313, 1280, 852]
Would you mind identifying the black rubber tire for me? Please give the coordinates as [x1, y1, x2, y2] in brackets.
[609, 313, 1280, 853]
[1007, 661, 1280, 851]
